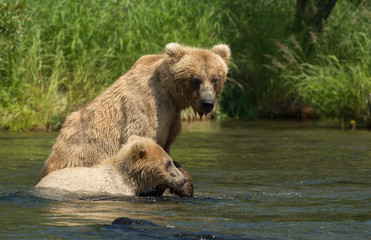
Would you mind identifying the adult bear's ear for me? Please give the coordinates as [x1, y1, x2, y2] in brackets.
[211, 44, 231, 64]
[132, 142, 147, 160]
[165, 43, 185, 61]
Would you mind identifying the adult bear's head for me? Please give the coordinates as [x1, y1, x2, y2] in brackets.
[164, 43, 231, 117]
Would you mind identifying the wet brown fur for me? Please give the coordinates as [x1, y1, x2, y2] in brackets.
[36, 136, 187, 196]
[38, 43, 230, 197]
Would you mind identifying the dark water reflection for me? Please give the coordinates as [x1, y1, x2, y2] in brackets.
[0, 120, 370, 239]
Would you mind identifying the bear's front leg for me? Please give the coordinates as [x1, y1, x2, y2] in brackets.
[156, 160, 193, 197]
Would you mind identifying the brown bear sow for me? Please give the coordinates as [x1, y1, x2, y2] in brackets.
[38, 43, 231, 197]
[36, 136, 188, 196]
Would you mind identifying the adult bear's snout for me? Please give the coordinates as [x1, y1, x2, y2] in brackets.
[198, 99, 214, 114]
[197, 87, 215, 114]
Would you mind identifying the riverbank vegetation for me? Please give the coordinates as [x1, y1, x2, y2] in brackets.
[1, 0, 370, 131]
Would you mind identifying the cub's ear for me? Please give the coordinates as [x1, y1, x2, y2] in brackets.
[132, 142, 147, 160]
[165, 42, 185, 61]
[211, 44, 231, 64]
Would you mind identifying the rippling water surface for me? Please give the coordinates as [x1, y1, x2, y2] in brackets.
[1, 120, 370, 239]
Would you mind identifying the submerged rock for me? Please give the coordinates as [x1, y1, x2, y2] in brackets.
[112, 217, 157, 226]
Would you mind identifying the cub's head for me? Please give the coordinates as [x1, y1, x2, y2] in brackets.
[117, 135, 187, 194]
[165, 43, 231, 117]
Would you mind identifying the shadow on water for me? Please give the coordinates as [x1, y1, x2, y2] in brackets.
[104, 217, 268, 240]
[1, 190, 263, 239]
[0, 120, 370, 239]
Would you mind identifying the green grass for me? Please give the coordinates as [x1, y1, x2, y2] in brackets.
[0, 0, 224, 130]
[266, 1, 371, 125]
[1, 0, 370, 130]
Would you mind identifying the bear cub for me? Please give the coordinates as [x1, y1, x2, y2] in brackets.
[35, 136, 187, 196]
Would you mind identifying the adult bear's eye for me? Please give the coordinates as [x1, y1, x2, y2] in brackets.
[212, 77, 219, 88]
[190, 78, 201, 90]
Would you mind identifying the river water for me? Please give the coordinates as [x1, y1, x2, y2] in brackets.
[0, 120, 370, 239]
